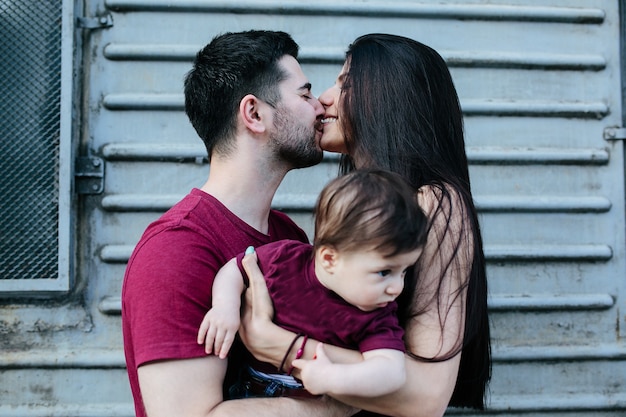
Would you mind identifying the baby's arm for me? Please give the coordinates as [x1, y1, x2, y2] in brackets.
[197, 257, 246, 359]
[292, 343, 406, 397]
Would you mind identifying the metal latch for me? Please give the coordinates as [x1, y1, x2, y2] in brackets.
[75, 157, 104, 195]
[77, 13, 113, 30]
[604, 126, 626, 141]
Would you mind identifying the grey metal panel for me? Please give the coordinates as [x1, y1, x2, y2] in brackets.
[88, 0, 626, 414]
[1, 0, 624, 416]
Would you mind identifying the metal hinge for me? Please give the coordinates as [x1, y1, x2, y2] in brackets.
[604, 126, 626, 141]
[75, 157, 104, 195]
[77, 13, 113, 30]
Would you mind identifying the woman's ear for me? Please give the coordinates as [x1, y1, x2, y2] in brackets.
[318, 245, 338, 274]
[240, 94, 269, 134]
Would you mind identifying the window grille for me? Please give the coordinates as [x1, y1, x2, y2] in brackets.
[0, 0, 73, 293]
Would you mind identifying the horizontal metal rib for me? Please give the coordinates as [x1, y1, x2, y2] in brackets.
[102, 143, 208, 163]
[104, 43, 606, 70]
[0, 393, 623, 416]
[445, 51, 606, 70]
[0, 404, 134, 417]
[102, 93, 182, 110]
[101, 143, 610, 166]
[485, 244, 613, 262]
[462, 99, 609, 119]
[101, 143, 335, 164]
[100, 193, 612, 214]
[6, 336, 624, 366]
[475, 196, 611, 213]
[102, 94, 611, 119]
[103, 43, 200, 61]
[488, 293, 615, 311]
[451, 393, 626, 413]
[104, 0, 605, 23]
[100, 242, 614, 265]
[101, 194, 182, 211]
[100, 244, 136, 263]
[466, 147, 609, 165]
[97, 293, 615, 316]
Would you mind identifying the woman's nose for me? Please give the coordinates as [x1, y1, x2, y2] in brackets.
[318, 87, 333, 107]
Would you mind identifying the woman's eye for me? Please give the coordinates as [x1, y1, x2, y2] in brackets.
[378, 270, 391, 277]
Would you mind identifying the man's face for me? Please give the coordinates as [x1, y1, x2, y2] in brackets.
[268, 56, 324, 169]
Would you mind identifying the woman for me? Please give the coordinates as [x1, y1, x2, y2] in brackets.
[238, 33, 491, 417]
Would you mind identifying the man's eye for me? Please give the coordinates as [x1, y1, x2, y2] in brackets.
[378, 270, 391, 277]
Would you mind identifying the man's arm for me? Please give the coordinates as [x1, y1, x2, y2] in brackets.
[138, 356, 227, 417]
[211, 395, 359, 417]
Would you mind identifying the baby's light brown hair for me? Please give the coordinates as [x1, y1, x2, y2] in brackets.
[314, 169, 427, 257]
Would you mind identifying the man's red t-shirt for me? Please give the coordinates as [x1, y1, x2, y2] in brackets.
[121, 188, 308, 417]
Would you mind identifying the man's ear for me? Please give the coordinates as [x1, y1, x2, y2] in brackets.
[240, 94, 269, 134]
[318, 245, 338, 274]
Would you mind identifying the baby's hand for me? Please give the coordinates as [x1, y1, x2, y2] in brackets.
[197, 305, 240, 359]
[291, 343, 334, 395]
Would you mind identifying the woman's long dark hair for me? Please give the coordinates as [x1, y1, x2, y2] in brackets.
[339, 33, 491, 409]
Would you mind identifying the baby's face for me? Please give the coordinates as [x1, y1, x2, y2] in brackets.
[329, 247, 422, 312]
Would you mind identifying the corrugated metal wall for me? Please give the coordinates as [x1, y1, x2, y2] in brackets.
[1, 0, 625, 415]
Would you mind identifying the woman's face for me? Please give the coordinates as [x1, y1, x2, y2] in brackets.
[318, 61, 349, 154]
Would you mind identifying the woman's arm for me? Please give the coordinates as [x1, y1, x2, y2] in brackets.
[336, 354, 461, 417]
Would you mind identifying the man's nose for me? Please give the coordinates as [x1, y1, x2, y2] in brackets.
[312, 96, 324, 116]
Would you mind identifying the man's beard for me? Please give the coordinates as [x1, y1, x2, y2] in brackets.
[270, 105, 323, 169]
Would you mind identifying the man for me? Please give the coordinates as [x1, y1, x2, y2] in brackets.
[122, 30, 340, 417]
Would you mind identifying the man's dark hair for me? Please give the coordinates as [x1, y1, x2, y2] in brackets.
[184, 30, 299, 159]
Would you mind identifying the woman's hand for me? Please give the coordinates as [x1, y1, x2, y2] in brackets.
[241, 250, 275, 323]
[238, 249, 287, 367]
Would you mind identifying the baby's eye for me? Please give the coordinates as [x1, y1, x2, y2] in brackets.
[378, 270, 391, 277]
[303, 94, 313, 100]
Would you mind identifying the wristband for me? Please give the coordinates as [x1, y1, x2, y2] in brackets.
[279, 333, 303, 373]
[288, 334, 308, 376]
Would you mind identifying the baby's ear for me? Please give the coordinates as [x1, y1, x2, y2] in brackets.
[318, 245, 338, 273]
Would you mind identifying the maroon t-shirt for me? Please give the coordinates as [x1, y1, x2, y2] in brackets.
[121, 188, 308, 417]
[237, 240, 405, 375]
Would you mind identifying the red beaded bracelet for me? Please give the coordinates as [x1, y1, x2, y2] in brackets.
[288, 335, 308, 376]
